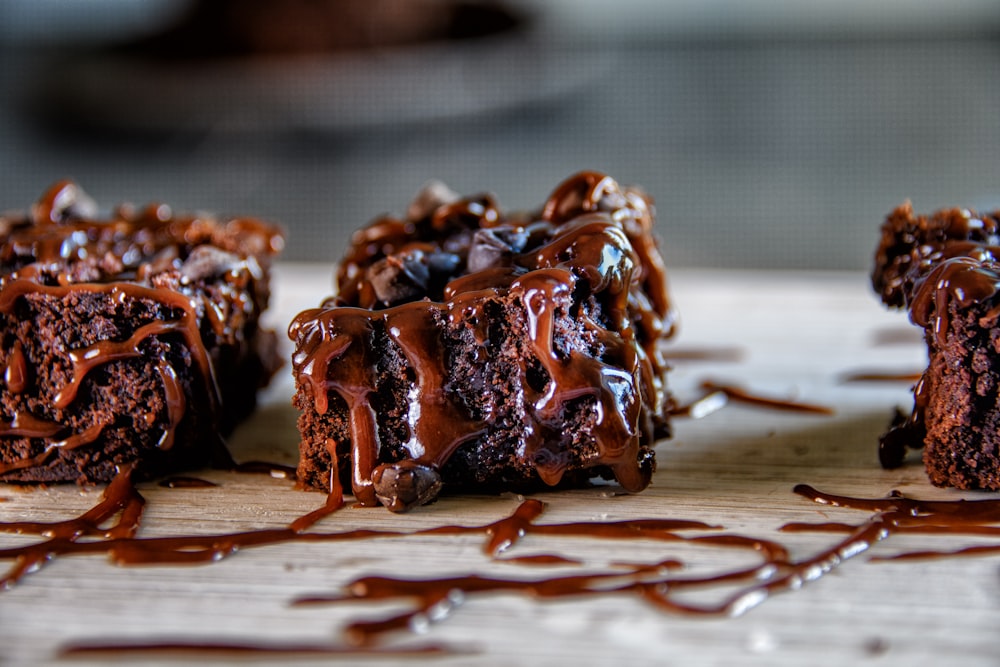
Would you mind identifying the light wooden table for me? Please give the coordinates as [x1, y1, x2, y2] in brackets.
[0, 264, 997, 666]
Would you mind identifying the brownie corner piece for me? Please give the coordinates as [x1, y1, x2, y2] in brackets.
[872, 203, 1000, 489]
[290, 171, 675, 511]
[0, 181, 284, 483]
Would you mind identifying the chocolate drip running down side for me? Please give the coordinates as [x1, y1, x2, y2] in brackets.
[872, 201, 1000, 489]
[0, 181, 284, 483]
[291, 172, 675, 511]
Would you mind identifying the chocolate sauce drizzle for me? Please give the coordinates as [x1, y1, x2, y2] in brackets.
[691, 380, 834, 416]
[839, 369, 923, 383]
[290, 172, 675, 510]
[0, 466, 996, 656]
[0, 181, 283, 481]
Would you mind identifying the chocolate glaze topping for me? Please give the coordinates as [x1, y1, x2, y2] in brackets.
[291, 172, 675, 510]
[0, 182, 283, 482]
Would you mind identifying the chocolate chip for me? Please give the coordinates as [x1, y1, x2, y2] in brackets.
[372, 460, 443, 512]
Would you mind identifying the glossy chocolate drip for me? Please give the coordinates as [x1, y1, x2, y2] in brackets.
[908, 256, 1000, 347]
[292, 173, 673, 510]
[698, 380, 835, 415]
[0, 182, 283, 480]
[4, 342, 28, 394]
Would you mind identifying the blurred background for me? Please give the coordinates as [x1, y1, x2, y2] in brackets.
[2, 0, 1000, 270]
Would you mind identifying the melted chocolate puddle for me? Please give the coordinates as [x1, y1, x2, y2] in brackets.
[0, 467, 997, 656]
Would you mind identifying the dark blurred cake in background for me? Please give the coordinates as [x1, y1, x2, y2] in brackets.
[117, 0, 524, 58]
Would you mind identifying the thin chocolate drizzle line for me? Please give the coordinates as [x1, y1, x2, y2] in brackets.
[54, 319, 189, 409]
[0, 464, 144, 588]
[0, 419, 108, 475]
[289, 445, 344, 533]
[838, 369, 923, 383]
[782, 484, 1000, 564]
[871, 543, 1000, 561]
[497, 553, 583, 566]
[699, 380, 835, 415]
[59, 640, 461, 659]
[0, 411, 65, 439]
[153, 358, 185, 450]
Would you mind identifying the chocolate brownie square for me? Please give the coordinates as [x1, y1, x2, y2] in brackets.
[0, 181, 284, 483]
[291, 172, 675, 511]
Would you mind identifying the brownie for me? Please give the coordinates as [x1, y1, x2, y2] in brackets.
[290, 171, 675, 511]
[873, 201, 1000, 489]
[0, 181, 284, 483]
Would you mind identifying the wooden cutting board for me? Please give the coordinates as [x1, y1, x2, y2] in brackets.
[0, 264, 997, 666]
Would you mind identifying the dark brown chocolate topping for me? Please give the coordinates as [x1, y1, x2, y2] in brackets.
[873, 201, 1000, 310]
[0, 182, 283, 480]
[291, 172, 674, 510]
[874, 202, 1000, 347]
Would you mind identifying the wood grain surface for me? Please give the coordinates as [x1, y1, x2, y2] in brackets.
[0, 264, 997, 667]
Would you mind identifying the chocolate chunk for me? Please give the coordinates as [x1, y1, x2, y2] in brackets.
[367, 250, 432, 305]
[467, 227, 529, 272]
[372, 461, 443, 512]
